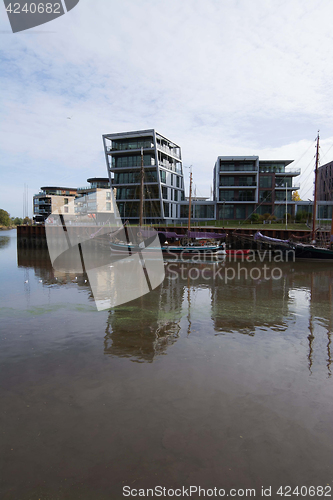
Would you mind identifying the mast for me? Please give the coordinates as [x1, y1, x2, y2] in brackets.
[311, 132, 320, 242]
[188, 169, 193, 235]
[139, 147, 144, 227]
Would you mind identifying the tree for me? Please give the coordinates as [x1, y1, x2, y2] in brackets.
[292, 191, 301, 201]
[0, 209, 11, 226]
[23, 216, 32, 225]
[11, 217, 23, 225]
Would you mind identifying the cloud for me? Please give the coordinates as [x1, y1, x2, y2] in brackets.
[1, 0, 333, 216]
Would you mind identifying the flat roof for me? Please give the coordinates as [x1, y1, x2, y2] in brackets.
[40, 186, 77, 191]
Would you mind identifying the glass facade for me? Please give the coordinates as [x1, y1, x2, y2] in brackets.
[112, 154, 155, 168]
[275, 191, 292, 201]
[259, 176, 272, 188]
[111, 137, 154, 151]
[114, 170, 157, 184]
[220, 162, 256, 172]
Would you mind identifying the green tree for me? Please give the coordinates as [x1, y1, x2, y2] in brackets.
[0, 209, 11, 227]
[23, 216, 32, 225]
[11, 217, 23, 225]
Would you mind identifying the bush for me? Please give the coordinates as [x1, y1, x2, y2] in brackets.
[250, 213, 261, 223]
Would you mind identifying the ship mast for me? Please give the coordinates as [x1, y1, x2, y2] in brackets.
[139, 147, 144, 227]
[311, 132, 320, 242]
[188, 168, 193, 236]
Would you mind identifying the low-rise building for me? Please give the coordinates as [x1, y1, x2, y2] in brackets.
[33, 186, 77, 223]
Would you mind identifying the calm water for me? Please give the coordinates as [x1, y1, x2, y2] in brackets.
[1, 230, 333, 499]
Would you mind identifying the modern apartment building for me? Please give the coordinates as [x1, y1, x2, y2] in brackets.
[33, 178, 114, 223]
[102, 129, 185, 224]
[213, 156, 300, 220]
[33, 186, 77, 223]
[317, 161, 333, 202]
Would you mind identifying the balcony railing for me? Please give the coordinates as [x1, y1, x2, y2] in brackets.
[157, 144, 181, 159]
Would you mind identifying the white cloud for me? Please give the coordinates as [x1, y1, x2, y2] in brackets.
[1, 0, 333, 216]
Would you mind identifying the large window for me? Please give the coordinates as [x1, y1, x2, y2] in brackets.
[218, 204, 234, 219]
[111, 138, 154, 151]
[238, 176, 256, 186]
[220, 162, 256, 172]
[220, 176, 235, 186]
[116, 186, 159, 200]
[219, 190, 234, 201]
[259, 176, 272, 188]
[235, 206, 246, 219]
[238, 190, 255, 201]
[112, 154, 155, 168]
[275, 191, 292, 201]
[259, 190, 272, 202]
[114, 170, 157, 184]
[193, 205, 214, 219]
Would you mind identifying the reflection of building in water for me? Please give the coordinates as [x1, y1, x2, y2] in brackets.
[204, 261, 290, 336]
[104, 275, 184, 363]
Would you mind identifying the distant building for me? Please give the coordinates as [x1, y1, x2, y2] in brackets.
[102, 129, 186, 224]
[317, 161, 333, 201]
[33, 186, 77, 223]
[213, 156, 300, 220]
[33, 178, 114, 223]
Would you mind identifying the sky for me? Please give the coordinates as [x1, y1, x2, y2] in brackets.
[1, 0, 333, 218]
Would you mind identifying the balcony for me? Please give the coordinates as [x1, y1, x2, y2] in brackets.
[157, 144, 181, 159]
[275, 169, 301, 176]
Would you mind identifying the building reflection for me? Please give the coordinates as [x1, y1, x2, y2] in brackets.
[16, 247, 333, 372]
[104, 275, 184, 363]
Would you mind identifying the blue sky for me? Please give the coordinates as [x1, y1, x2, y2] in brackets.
[1, 0, 333, 217]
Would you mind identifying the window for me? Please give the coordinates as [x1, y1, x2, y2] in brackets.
[275, 191, 292, 201]
[220, 176, 235, 186]
[260, 176, 272, 188]
[106, 191, 111, 199]
[163, 202, 170, 218]
[218, 204, 234, 219]
[235, 206, 246, 219]
[64, 206, 68, 213]
[259, 190, 272, 202]
[238, 190, 255, 201]
[64, 198, 68, 205]
[238, 176, 255, 187]
[162, 186, 168, 199]
[106, 202, 111, 211]
[219, 190, 234, 201]
[160, 170, 166, 183]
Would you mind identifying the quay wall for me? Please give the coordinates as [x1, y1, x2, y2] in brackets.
[17, 225, 315, 250]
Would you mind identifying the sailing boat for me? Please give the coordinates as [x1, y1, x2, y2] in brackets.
[255, 132, 333, 259]
[160, 168, 226, 257]
[110, 152, 226, 257]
